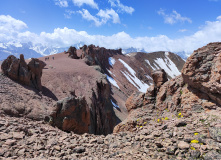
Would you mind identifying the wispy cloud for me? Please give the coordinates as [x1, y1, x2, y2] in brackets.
[72, 0, 98, 9]
[158, 9, 192, 24]
[64, 10, 75, 19]
[54, 0, 68, 7]
[179, 29, 187, 32]
[78, 9, 120, 26]
[97, 9, 120, 24]
[108, 0, 134, 14]
[78, 9, 102, 26]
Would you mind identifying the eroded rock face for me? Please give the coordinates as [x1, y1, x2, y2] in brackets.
[51, 96, 90, 134]
[182, 42, 221, 104]
[152, 69, 168, 88]
[67, 46, 79, 59]
[79, 44, 122, 66]
[1, 54, 46, 90]
[50, 75, 116, 135]
[27, 58, 46, 90]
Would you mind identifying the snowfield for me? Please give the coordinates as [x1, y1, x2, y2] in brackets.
[119, 59, 149, 93]
[108, 57, 116, 67]
[105, 74, 120, 89]
[154, 52, 181, 78]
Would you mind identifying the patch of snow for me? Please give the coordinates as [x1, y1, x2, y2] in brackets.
[0, 43, 7, 49]
[2, 50, 12, 54]
[145, 60, 155, 70]
[105, 74, 120, 89]
[154, 55, 181, 78]
[145, 60, 160, 70]
[111, 99, 120, 109]
[108, 57, 116, 66]
[153, 63, 160, 69]
[6, 42, 22, 48]
[119, 59, 149, 93]
[165, 51, 169, 56]
[107, 69, 116, 77]
[30, 46, 48, 56]
[120, 70, 139, 88]
[145, 74, 152, 80]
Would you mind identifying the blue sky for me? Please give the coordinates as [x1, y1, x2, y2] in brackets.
[0, 0, 221, 54]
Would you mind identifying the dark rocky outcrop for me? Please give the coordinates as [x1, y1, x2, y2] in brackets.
[78, 44, 122, 66]
[1, 54, 46, 90]
[67, 46, 79, 59]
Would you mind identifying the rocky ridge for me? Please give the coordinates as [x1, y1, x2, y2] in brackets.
[113, 42, 221, 159]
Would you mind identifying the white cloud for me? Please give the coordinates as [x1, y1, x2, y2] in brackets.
[158, 9, 192, 24]
[72, 0, 98, 9]
[78, 9, 103, 26]
[108, 0, 134, 14]
[0, 15, 27, 31]
[78, 8, 120, 26]
[55, 0, 68, 7]
[64, 10, 75, 19]
[97, 9, 120, 24]
[0, 15, 28, 42]
[179, 29, 187, 32]
[1, 15, 221, 56]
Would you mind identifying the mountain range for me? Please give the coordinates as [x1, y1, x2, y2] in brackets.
[0, 42, 189, 61]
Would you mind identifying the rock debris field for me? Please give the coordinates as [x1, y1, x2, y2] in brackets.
[0, 107, 221, 160]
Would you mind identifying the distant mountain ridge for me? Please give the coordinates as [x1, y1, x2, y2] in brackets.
[0, 42, 189, 61]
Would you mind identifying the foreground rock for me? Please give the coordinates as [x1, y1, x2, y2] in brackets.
[114, 42, 221, 159]
[1, 109, 221, 159]
[182, 42, 221, 105]
[1, 54, 46, 90]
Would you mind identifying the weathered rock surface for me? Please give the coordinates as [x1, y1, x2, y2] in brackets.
[0, 73, 53, 120]
[152, 69, 168, 89]
[1, 54, 46, 90]
[182, 42, 221, 105]
[51, 96, 90, 134]
[50, 77, 116, 135]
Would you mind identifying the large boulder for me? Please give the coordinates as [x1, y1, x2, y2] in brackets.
[1, 54, 46, 90]
[182, 42, 221, 105]
[51, 96, 90, 134]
